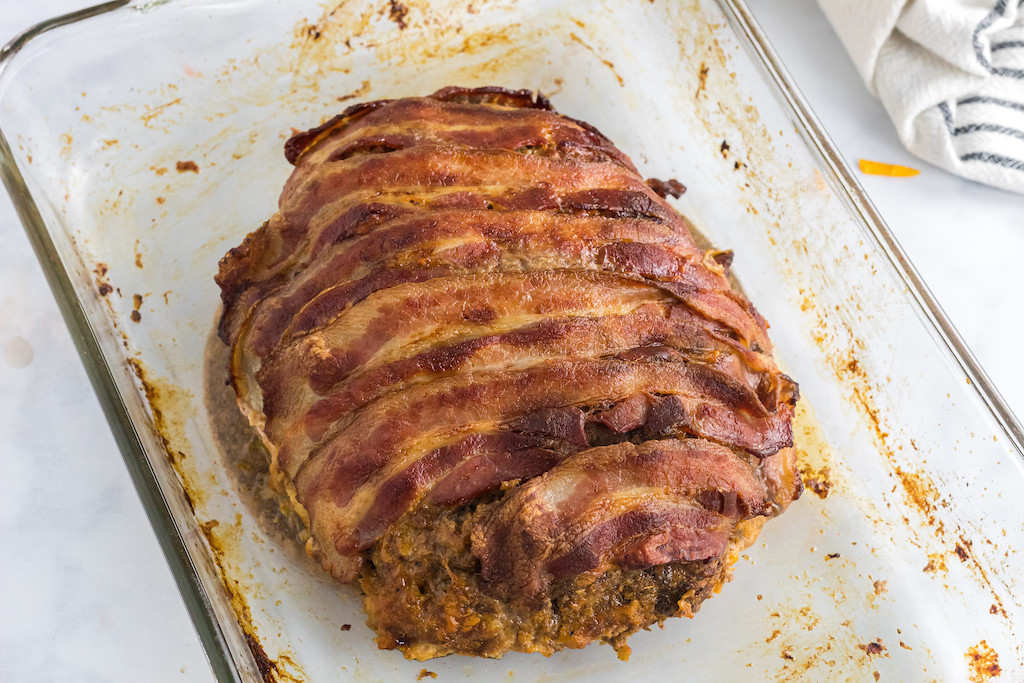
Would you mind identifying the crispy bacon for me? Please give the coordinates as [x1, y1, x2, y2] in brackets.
[471, 439, 768, 599]
[215, 87, 800, 596]
[291, 358, 793, 567]
[238, 210, 705, 358]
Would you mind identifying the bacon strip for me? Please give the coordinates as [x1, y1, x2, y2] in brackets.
[471, 439, 768, 598]
[238, 210, 702, 358]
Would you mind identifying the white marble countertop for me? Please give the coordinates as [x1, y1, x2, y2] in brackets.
[1, 1, 1021, 681]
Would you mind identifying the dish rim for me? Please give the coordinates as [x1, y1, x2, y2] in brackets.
[0, 1, 1020, 680]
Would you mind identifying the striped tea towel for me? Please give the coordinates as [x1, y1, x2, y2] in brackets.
[817, 0, 1024, 194]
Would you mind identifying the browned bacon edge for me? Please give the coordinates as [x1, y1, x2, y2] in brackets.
[471, 439, 771, 600]
[283, 87, 551, 165]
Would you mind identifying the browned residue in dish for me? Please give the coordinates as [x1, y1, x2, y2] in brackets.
[966, 640, 1002, 681]
[387, 0, 409, 29]
[954, 536, 1008, 618]
[131, 293, 144, 323]
[126, 358, 200, 502]
[141, 97, 183, 128]
[416, 670, 437, 681]
[94, 262, 113, 297]
[568, 32, 625, 87]
[60, 132, 73, 158]
[337, 79, 371, 103]
[695, 62, 709, 99]
[202, 328, 309, 559]
[800, 464, 831, 499]
[128, 355, 307, 683]
[761, 599, 863, 681]
[956, 542, 971, 562]
[923, 552, 947, 575]
[858, 640, 886, 657]
[176, 160, 200, 173]
[798, 271, 1012, 629]
[893, 466, 945, 519]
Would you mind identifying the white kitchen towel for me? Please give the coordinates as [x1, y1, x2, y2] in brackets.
[818, 0, 1024, 194]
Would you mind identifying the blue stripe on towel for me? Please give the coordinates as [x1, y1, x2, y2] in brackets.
[939, 101, 955, 132]
[957, 95, 1024, 112]
[953, 122, 1024, 141]
[992, 39, 1024, 50]
[960, 151, 1024, 171]
[974, 0, 1024, 79]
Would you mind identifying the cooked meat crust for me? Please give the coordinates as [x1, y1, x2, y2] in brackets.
[216, 86, 801, 660]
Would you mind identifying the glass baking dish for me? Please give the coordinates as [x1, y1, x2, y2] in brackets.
[2, 0, 1022, 680]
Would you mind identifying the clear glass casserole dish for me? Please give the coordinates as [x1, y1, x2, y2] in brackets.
[1, 0, 1021, 680]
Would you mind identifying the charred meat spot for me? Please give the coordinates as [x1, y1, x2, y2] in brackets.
[859, 640, 885, 657]
[645, 177, 687, 199]
[328, 140, 404, 162]
[132, 293, 144, 323]
[388, 0, 409, 29]
[710, 249, 734, 271]
[94, 263, 114, 297]
[696, 489, 748, 517]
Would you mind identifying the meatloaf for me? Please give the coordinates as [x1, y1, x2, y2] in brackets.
[215, 85, 802, 660]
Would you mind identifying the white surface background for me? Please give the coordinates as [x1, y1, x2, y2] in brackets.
[0, 1, 1021, 681]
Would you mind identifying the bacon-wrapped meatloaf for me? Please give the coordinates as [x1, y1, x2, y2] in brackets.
[216, 86, 801, 660]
